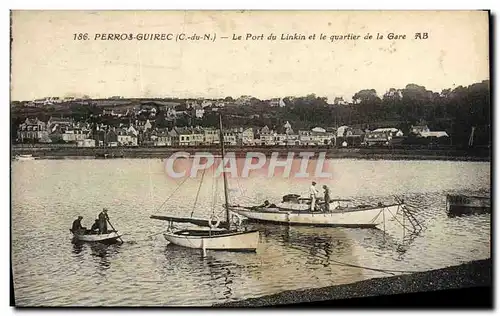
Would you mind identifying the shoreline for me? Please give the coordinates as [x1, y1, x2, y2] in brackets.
[214, 258, 492, 307]
[11, 146, 491, 162]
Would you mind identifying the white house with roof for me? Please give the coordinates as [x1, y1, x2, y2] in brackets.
[127, 125, 139, 136]
[116, 129, 138, 146]
[178, 127, 204, 146]
[203, 127, 220, 145]
[269, 98, 286, 107]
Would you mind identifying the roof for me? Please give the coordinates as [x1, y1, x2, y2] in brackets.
[411, 125, 429, 129]
[420, 131, 449, 138]
[372, 128, 399, 133]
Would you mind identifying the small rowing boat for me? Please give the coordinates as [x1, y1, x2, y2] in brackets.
[15, 154, 36, 161]
[70, 229, 123, 244]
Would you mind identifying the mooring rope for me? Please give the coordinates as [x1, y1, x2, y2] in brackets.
[327, 258, 423, 275]
[154, 176, 190, 213]
[191, 167, 207, 217]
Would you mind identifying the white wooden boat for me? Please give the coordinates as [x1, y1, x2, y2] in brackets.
[152, 114, 259, 252]
[70, 229, 122, 243]
[228, 195, 404, 228]
[15, 154, 35, 161]
[163, 228, 259, 251]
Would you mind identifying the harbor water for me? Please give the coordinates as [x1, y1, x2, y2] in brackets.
[11, 158, 491, 306]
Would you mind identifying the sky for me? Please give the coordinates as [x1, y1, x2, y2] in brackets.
[10, 10, 490, 102]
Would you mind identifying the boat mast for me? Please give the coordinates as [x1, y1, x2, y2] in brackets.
[219, 114, 231, 230]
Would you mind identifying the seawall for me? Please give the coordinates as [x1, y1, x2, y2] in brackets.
[11, 145, 491, 161]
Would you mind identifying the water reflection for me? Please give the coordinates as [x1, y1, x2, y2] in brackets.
[72, 241, 84, 255]
[11, 159, 491, 306]
[205, 259, 235, 300]
[71, 240, 122, 273]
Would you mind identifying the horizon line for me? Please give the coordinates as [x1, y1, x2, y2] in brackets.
[10, 78, 490, 103]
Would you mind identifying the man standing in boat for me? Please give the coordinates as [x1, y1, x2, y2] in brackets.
[323, 185, 331, 212]
[98, 209, 109, 234]
[309, 181, 319, 211]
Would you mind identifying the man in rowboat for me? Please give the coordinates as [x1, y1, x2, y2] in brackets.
[98, 209, 109, 234]
[71, 216, 87, 235]
[90, 219, 100, 234]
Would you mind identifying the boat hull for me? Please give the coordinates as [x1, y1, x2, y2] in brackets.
[71, 231, 122, 243]
[15, 155, 35, 161]
[163, 229, 259, 251]
[229, 204, 403, 228]
[446, 194, 491, 217]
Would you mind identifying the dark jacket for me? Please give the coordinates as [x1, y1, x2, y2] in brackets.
[72, 219, 83, 231]
[98, 212, 109, 222]
[91, 220, 100, 231]
[324, 188, 331, 203]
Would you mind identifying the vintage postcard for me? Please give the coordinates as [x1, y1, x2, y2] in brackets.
[10, 10, 491, 307]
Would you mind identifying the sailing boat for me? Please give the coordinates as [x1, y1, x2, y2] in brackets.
[151, 115, 259, 252]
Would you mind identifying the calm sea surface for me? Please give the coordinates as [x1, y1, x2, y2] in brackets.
[11, 158, 491, 306]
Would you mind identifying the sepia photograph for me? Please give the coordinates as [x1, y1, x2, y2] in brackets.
[9, 10, 491, 307]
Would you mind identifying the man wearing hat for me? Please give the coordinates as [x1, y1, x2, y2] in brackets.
[98, 208, 110, 234]
[323, 185, 331, 212]
[71, 216, 87, 234]
[309, 181, 319, 211]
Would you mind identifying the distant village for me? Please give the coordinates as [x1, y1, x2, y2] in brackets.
[14, 95, 451, 148]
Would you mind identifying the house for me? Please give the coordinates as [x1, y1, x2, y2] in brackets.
[105, 129, 118, 144]
[192, 104, 205, 119]
[178, 127, 204, 146]
[372, 128, 404, 137]
[364, 131, 390, 146]
[364, 128, 404, 146]
[77, 139, 96, 147]
[17, 118, 48, 143]
[257, 126, 275, 146]
[223, 131, 237, 146]
[168, 128, 180, 146]
[333, 97, 348, 105]
[165, 107, 178, 120]
[268, 98, 286, 107]
[240, 128, 255, 146]
[411, 125, 431, 135]
[419, 131, 449, 138]
[283, 121, 294, 135]
[117, 129, 138, 146]
[153, 129, 172, 146]
[47, 116, 74, 132]
[32, 97, 61, 106]
[201, 100, 213, 108]
[336, 126, 349, 138]
[127, 125, 139, 136]
[273, 133, 288, 146]
[134, 119, 153, 132]
[103, 108, 130, 117]
[102, 108, 115, 116]
[344, 128, 365, 147]
[186, 100, 199, 109]
[203, 128, 220, 145]
[62, 128, 90, 143]
[299, 129, 333, 146]
[140, 129, 155, 146]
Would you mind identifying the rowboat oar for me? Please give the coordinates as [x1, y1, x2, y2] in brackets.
[106, 218, 124, 243]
